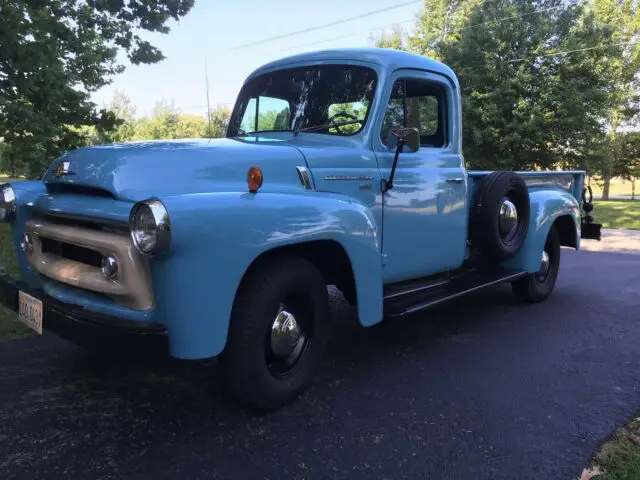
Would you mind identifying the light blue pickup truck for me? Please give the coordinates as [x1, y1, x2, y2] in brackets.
[0, 48, 601, 410]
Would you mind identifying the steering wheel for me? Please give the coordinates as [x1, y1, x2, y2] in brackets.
[327, 111, 362, 133]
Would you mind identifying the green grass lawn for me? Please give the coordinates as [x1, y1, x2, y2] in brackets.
[589, 177, 637, 198]
[581, 413, 640, 480]
[593, 200, 640, 230]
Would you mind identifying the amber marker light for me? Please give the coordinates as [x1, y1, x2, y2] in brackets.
[247, 166, 263, 193]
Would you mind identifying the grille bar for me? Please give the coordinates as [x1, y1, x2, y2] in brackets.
[24, 219, 153, 310]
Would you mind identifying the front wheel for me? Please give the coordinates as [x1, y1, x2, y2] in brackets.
[220, 256, 329, 411]
[511, 226, 561, 302]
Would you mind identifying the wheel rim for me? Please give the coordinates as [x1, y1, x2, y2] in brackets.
[266, 301, 311, 378]
[536, 250, 551, 283]
[498, 197, 519, 243]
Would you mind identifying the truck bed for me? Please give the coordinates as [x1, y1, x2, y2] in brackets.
[467, 170, 586, 204]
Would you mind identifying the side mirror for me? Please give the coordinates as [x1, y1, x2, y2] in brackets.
[382, 127, 420, 194]
[387, 127, 420, 153]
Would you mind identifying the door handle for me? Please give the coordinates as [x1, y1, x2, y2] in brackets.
[446, 177, 464, 183]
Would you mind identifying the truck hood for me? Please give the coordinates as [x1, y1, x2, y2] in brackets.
[43, 138, 308, 201]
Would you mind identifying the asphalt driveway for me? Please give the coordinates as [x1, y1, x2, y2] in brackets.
[1, 234, 639, 480]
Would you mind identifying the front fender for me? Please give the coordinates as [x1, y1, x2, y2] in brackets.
[153, 191, 382, 359]
[10, 181, 46, 284]
[502, 189, 580, 273]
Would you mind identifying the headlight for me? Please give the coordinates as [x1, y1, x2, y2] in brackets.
[129, 199, 171, 255]
[0, 185, 16, 222]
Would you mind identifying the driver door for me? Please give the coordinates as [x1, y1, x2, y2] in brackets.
[373, 70, 468, 284]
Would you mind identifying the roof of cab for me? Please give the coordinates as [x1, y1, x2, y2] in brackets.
[246, 47, 458, 83]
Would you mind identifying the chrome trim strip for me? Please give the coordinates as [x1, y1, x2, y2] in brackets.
[296, 166, 313, 190]
[324, 175, 374, 181]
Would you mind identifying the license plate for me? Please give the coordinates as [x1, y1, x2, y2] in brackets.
[18, 291, 43, 334]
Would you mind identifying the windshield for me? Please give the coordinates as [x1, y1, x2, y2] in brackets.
[227, 64, 377, 137]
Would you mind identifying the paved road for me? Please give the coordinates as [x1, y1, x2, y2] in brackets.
[1, 237, 639, 480]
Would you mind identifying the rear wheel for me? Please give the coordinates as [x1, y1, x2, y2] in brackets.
[221, 256, 329, 411]
[511, 226, 561, 302]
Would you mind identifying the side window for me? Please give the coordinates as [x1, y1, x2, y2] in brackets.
[380, 78, 447, 148]
[239, 96, 291, 132]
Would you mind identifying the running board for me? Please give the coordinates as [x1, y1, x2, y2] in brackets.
[384, 269, 528, 318]
[384, 272, 449, 299]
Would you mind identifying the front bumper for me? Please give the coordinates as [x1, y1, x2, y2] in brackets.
[0, 271, 168, 353]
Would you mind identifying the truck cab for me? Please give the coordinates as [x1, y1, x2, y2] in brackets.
[0, 48, 600, 410]
[228, 50, 469, 283]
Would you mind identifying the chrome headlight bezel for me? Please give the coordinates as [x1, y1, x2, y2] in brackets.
[0, 184, 16, 222]
[129, 199, 171, 256]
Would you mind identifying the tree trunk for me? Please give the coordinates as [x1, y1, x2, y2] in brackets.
[602, 171, 611, 201]
[632, 178, 636, 201]
[8, 149, 18, 179]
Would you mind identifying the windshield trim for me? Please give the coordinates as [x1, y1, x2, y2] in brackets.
[227, 64, 378, 138]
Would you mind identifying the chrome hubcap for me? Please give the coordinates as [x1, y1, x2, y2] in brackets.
[537, 250, 550, 281]
[270, 309, 303, 359]
[498, 198, 518, 242]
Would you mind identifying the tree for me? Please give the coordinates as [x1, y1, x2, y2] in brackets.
[371, 24, 407, 50]
[0, 1, 194, 177]
[204, 105, 232, 138]
[406, 0, 618, 171]
[408, 0, 481, 59]
[173, 114, 206, 139]
[588, 0, 640, 199]
[619, 132, 640, 199]
[136, 99, 181, 139]
[132, 100, 213, 140]
[0, 141, 14, 177]
[107, 90, 138, 143]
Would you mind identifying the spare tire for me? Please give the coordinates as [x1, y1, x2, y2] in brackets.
[470, 171, 530, 262]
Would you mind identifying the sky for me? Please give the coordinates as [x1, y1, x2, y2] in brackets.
[90, 0, 423, 118]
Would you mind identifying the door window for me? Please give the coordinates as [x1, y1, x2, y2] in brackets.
[380, 78, 447, 148]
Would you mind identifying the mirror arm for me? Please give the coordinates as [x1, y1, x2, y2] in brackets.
[382, 139, 404, 193]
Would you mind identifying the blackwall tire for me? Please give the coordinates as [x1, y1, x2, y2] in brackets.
[511, 226, 561, 302]
[471, 171, 530, 262]
[220, 256, 330, 411]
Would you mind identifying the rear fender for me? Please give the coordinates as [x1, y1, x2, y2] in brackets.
[502, 189, 580, 272]
[154, 191, 382, 359]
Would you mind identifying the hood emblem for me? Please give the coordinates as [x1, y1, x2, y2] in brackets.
[55, 161, 75, 177]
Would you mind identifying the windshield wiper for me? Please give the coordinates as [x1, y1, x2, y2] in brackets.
[296, 119, 363, 133]
[247, 129, 294, 134]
